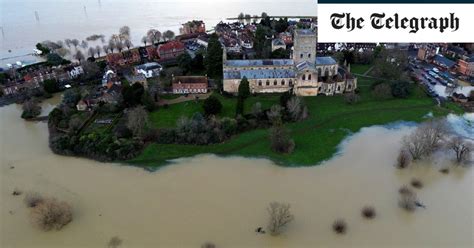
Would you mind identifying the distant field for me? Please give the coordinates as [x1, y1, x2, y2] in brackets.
[130, 78, 463, 168]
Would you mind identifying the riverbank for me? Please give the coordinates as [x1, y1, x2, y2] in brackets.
[2, 100, 472, 247]
[129, 78, 464, 168]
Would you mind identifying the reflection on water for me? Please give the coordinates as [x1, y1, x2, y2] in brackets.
[1, 102, 473, 247]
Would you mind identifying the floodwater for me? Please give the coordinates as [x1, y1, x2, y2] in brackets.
[0, 0, 317, 66]
[1, 99, 473, 248]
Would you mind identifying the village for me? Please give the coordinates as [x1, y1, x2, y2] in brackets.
[0, 15, 472, 164]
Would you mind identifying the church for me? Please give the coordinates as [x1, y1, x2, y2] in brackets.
[223, 29, 357, 96]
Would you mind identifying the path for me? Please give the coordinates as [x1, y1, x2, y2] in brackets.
[363, 66, 374, 76]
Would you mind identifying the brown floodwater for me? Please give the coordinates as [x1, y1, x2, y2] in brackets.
[1, 98, 473, 248]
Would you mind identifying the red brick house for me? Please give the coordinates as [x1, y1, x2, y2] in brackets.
[106, 50, 141, 67]
[158, 41, 185, 61]
[180, 20, 206, 35]
[172, 76, 208, 94]
[146, 46, 159, 60]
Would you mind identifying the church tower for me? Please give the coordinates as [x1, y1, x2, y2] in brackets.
[293, 29, 317, 64]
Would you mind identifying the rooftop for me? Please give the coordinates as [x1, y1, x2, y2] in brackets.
[316, 56, 337, 65]
[225, 59, 294, 67]
[224, 69, 296, 80]
[172, 76, 208, 84]
[433, 55, 456, 68]
[295, 29, 316, 36]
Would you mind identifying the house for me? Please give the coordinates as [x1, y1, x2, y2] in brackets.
[457, 55, 474, 77]
[180, 20, 206, 35]
[433, 55, 456, 70]
[158, 41, 186, 61]
[135, 62, 162, 78]
[272, 38, 286, 52]
[196, 35, 209, 48]
[279, 32, 293, 45]
[67, 66, 84, 79]
[172, 76, 208, 94]
[100, 84, 122, 104]
[145, 46, 159, 60]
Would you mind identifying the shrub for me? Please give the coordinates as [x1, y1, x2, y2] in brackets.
[269, 124, 295, 154]
[24, 192, 44, 208]
[372, 82, 392, 100]
[201, 242, 216, 248]
[107, 236, 122, 248]
[391, 80, 410, 98]
[344, 92, 360, 105]
[439, 168, 450, 174]
[447, 136, 472, 164]
[21, 99, 41, 119]
[398, 186, 417, 212]
[396, 150, 411, 169]
[30, 198, 73, 231]
[267, 202, 294, 236]
[203, 95, 223, 116]
[361, 206, 376, 219]
[411, 178, 423, 189]
[332, 219, 347, 234]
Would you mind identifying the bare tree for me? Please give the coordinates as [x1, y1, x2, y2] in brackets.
[402, 119, 447, 160]
[116, 40, 124, 53]
[267, 104, 282, 124]
[124, 39, 133, 50]
[447, 136, 472, 164]
[270, 123, 295, 154]
[251, 102, 262, 117]
[147, 29, 162, 44]
[30, 198, 73, 231]
[103, 45, 110, 54]
[126, 106, 150, 138]
[74, 50, 85, 62]
[163, 30, 175, 41]
[88, 47, 96, 58]
[71, 39, 80, 50]
[119, 25, 131, 38]
[107, 236, 122, 248]
[286, 97, 308, 121]
[95, 45, 102, 57]
[396, 149, 411, 169]
[80, 40, 88, 49]
[267, 202, 294, 236]
[108, 39, 117, 53]
[398, 188, 417, 212]
[141, 36, 149, 47]
[64, 39, 72, 48]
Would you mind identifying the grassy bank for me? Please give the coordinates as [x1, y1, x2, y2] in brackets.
[129, 78, 463, 168]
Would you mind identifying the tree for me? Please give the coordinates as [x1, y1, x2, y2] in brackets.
[119, 26, 130, 38]
[205, 33, 223, 78]
[203, 95, 222, 116]
[147, 29, 162, 44]
[271, 48, 289, 59]
[141, 36, 149, 47]
[238, 77, 250, 99]
[46, 53, 66, 66]
[238, 13, 245, 20]
[74, 50, 85, 62]
[88, 47, 96, 58]
[267, 104, 282, 124]
[95, 45, 102, 57]
[43, 79, 59, 93]
[191, 53, 205, 71]
[29, 198, 72, 231]
[235, 97, 244, 116]
[274, 18, 288, 33]
[163, 30, 175, 41]
[391, 80, 410, 98]
[126, 106, 150, 138]
[21, 99, 41, 119]
[402, 119, 447, 160]
[81, 61, 100, 80]
[251, 102, 262, 117]
[447, 136, 472, 164]
[286, 97, 308, 121]
[122, 83, 145, 107]
[372, 82, 392, 99]
[177, 53, 193, 73]
[254, 25, 270, 58]
[71, 39, 79, 49]
[102, 45, 110, 54]
[115, 40, 124, 53]
[269, 123, 295, 154]
[124, 39, 133, 50]
[35, 43, 50, 55]
[267, 202, 294, 236]
[80, 40, 88, 49]
[63, 89, 81, 107]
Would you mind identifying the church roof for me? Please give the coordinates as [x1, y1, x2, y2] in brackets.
[316, 56, 337, 65]
[224, 69, 295, 80]
[296, 61, 315, 71]
[225, 59, 293, 67]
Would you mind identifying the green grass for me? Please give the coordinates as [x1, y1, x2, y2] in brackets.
[129, 78, 463, 168]
[351, 64, 372, 75]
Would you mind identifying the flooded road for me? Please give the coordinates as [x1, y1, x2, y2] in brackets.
[1, 100, 473, 248]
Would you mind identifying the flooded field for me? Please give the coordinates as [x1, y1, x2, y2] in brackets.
[1, 100, 473, 248]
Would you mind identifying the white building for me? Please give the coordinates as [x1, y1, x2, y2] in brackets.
[135, 62, 162, 78]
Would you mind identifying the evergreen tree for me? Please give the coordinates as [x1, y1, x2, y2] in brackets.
[205, 33, 223, 79]
[238, 77, 250, 99]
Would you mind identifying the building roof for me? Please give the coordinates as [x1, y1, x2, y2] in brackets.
[296, 61, 315, 71]
[433, 55, 456, 68]
[158, 41, 185, 52]
[224, 69, 296, 80]
[272, 38, 285, 46]
[225, 59, 294, 67]
[137, 62, 162, 71]
[315, 56, 337, 65]
[172, 76, 208, 85]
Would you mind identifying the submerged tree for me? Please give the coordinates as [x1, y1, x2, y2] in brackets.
[267, 202, 294, 236]
[447, 136, 472, 164]
[402, 119, 447, 160]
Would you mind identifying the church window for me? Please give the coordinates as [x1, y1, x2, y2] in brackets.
[308, 54, 311, 58]
[281, 79, 285, 85]
[302, 74, 306, 80]
[289, 79, 293, 86]
[300, 54, 303, 59]
[266, 80, 270, 86]
[274, 80, 277, 86]
[258, 80, 262, 86]
[308, 74, 312, 80]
